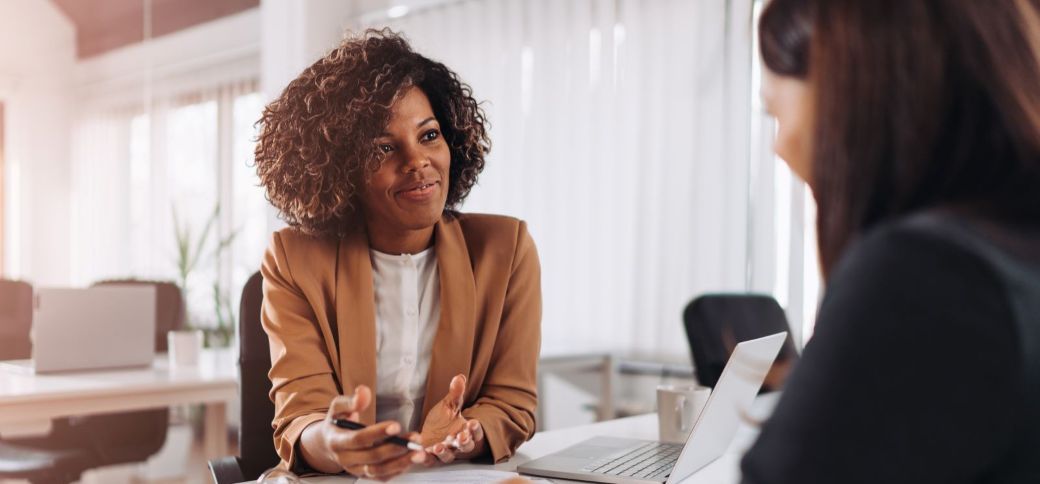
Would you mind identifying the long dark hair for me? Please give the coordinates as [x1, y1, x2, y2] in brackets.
[762, 0, 1040, 276]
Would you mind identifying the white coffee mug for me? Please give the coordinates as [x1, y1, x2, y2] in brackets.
[657, 384, 711, 444]
[167, 329, 203, 368]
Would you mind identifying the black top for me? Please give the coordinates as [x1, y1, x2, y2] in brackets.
[741, 211, 1040, 483]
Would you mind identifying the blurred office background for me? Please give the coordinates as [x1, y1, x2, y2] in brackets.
[0, 0, 819, 482]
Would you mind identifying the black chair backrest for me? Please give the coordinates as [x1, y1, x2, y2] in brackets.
[683, 294, 800, 390]
[238, 271, 279, 479]
[0, 279, 33, 360]
[93, 280, 185, 351]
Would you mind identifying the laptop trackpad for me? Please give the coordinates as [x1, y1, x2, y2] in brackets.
[559, 445, 617, 458]
[559, 437, 644, 458]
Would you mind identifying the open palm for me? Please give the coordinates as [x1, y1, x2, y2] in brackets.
[419, 374, 486, 463]
[420, 374, 468, 446]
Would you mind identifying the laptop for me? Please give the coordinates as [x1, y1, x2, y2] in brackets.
[518, 332, 786, 484]
[18, 286, 157, 373]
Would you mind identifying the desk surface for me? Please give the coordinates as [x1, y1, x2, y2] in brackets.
[0, 349, 237, 458]
[0, 349, 236, 412]
[298, 393, 778, 484]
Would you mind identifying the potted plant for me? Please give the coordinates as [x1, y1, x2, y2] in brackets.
[173, 203, 238, 348]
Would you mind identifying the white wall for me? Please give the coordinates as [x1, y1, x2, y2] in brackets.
[75, 8, 261, 111]
[0, 0, 75, 285]
[369, 0, 756, 357]
[258, 0, 448, 101]
[260, 0, 359, 101]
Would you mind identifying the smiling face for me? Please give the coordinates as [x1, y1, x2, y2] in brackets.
[359, 86, 452, 243]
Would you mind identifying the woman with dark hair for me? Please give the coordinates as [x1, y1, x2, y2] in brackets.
[255, 30, 540, 480]
[757, 0, 811, 182]
[744, 0, 1040, 482]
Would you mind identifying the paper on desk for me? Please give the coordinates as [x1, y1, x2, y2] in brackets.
[356, 469, 550, 484]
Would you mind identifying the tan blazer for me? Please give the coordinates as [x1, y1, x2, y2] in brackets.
[260, 213, 541, 468]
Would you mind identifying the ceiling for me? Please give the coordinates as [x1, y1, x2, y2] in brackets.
[51, 0, 259, 59]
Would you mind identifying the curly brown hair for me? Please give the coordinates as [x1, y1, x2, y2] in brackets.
[255, 29, 490, 237]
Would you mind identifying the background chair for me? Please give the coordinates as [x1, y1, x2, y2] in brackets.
[0, 280, 180, 483]
[682, 293, 800, 392]
[210, 270, 280, 484]
[0, 279, 33, 361]
[49, 280, 184, 475]
[0, 279, 90, 483]
[94, 279, 186, 351]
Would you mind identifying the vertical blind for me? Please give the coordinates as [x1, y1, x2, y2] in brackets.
[63, 0, 822, 353]
[361, 0, 781, 356]
[69, 79, 267, 328]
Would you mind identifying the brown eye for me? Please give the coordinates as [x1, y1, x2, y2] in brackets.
[379, 144, 394, 154]
[421, 130, 440, 142]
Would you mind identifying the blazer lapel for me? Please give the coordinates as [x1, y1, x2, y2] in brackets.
[421, 217, 477, 421]
[335, 229, 379, 424]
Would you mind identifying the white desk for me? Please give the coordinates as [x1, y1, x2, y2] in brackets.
[538, 352, 696, 425]
[297, 394, 779, 484]
[0, 349, 237, 459]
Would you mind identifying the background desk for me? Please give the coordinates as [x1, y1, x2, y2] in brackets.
[0, 349, 237, 459]
[538, 352, 696, 425]
[295, 393, 779, 484]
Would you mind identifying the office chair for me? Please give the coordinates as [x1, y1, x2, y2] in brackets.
[0, 280, 179, 483]
[209, 271, 280, 484]
[682, 294, 800, 392]
[0, 279, 33, 360]
[94, 279, 186, 351]
[55, 280, 183, 471]
[0, 279, 90, 483]
[0, 441, 93, 484]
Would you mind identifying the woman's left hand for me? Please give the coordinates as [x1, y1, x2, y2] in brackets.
[419, 374, 488, 463]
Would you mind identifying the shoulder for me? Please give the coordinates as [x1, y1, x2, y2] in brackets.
[269, 226, 338, 252]
[830, 213, 1009, 304]
[264, 227, 339, 275]
[453, 212, 525, 236]
[449, 212, 539, 267]
[822, 212, 1015, 344]
[834, 213, 1003, 286]
[452, 213, 535, 247]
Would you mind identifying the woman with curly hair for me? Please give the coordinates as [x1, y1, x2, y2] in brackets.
[255, 30, 540, 480]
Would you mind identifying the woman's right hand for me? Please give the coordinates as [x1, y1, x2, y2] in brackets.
[300, 385, 426, 480]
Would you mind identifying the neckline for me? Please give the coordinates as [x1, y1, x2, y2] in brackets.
[370, 245, 435, 263]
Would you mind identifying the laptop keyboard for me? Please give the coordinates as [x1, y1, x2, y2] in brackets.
[581, 442, 682, 480]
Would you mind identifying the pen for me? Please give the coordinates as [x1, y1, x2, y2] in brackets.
[332, 418, 425, 452]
